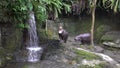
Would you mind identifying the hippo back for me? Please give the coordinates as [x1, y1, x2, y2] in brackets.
[74, 33, 91, 44]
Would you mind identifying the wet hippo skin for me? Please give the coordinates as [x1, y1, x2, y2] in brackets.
[74, 33, 91, 44]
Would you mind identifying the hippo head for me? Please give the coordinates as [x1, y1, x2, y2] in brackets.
[74, 36, 81, 41]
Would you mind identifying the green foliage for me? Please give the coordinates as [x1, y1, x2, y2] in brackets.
[43, 0, 71, 18]
[63, 3, 71, 13]
[32, 0, 47, 23]
[101, 0, 120, 12]
[0, 0, 71, 29]
[2, 0, 119, 25]
[16, 23, 29, 29]
[0, 0, 29, 23]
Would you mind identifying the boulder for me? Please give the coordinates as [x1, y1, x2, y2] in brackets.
[94, 46, 104, 53]
[95, 25, 111, 42]
[101, 31, 120, 42]
[103, 42, 120, 48]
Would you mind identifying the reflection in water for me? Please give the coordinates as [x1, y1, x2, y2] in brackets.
[61, 16, 120, 36]
[23, 63, 41, 68]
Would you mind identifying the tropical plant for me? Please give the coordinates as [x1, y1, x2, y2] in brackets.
[0, 0, 71, 28]
[99, 0, 120, 12]
[0, 0, 31, 28]
[42, 0, 71, 20]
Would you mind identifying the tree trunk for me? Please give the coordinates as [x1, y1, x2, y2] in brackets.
[45, 20, 48, 32]
[91, 0, 97, 46]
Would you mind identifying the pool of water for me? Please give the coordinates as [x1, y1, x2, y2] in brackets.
[60, 16, 120, 36]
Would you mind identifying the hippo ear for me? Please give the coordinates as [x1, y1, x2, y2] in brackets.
[59, 22, 64, 27]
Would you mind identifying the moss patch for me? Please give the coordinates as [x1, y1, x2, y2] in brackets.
[73, 48, 100, 60]
[101, 35, 114, 42]
[95, 25, 111, 43]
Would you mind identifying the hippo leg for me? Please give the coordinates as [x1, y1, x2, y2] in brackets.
[63, 35, 68, 43]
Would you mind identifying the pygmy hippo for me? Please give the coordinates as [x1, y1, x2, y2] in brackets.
[74, 33, 91, 44]
[58, 26, 68, 43]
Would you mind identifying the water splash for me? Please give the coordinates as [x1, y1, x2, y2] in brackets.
[26, 47, 42, 62]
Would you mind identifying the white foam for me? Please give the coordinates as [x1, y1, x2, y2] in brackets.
[26, 47, 42, 51]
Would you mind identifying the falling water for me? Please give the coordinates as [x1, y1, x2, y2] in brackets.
[26, 11, 42, 62]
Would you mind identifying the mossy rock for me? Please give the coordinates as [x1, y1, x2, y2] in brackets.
[38, 29, 48, 39]
[100, 31, 120, 43]
[95, 25, 111, 42]
[2, 29, 22, 51]
[101, 35, 114, 42]
[0, 48, 11, 68]
[38, 29, 58, 41]
[73, 48, 101, 60]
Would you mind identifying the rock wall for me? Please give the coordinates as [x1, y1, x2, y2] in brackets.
[0, 28, 1, 47]
[0, 23, 23, 67]
[1, 24, 22, 50]
[46, 20, 59, 39]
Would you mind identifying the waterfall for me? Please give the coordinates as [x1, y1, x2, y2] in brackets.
[26, 11, 42, 62]
[28, 11, 38, 47]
